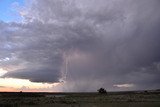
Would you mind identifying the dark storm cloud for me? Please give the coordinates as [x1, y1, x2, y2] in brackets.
[1, 0, 160, 91]
[3, 68, 60, 83]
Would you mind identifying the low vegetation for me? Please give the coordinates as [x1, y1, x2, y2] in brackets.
[97, 88, 107, 94]
[0, 90, 159, 107]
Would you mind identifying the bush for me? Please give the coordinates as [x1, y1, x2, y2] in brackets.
[97, 88, 107, 94]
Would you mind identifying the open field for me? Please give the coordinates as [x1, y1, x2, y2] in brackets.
[0, 90, 160, 107]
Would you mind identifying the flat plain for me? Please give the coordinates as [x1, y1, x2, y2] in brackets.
[0, 90, 160, 107]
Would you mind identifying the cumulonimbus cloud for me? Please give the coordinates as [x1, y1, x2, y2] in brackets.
[0, 0, 160, 91]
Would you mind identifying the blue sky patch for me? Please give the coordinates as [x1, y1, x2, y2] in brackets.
[0, 0, 24, 22]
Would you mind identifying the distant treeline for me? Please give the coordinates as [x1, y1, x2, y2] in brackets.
[0, 92, 44, 97]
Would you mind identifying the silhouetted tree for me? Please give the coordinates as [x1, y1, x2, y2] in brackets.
[97, 88, 107, 94]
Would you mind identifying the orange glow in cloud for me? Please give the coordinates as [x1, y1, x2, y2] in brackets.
[0, 68, 61, 92]
[0, 78, 60, 92]
[0, 87, 17, 92]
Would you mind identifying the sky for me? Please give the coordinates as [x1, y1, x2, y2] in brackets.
[0, 0, 24, 22]
[0, 0, 160, 92]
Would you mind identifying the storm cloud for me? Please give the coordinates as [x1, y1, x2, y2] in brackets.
[0, 0, 160, 91]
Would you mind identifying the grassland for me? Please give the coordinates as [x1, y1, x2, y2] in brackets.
[0, 90, 160, 107]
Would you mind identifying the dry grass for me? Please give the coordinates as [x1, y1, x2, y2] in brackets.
[0, 91, 159, 107]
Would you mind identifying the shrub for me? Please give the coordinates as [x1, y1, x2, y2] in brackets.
[97, 88, 107, 94]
